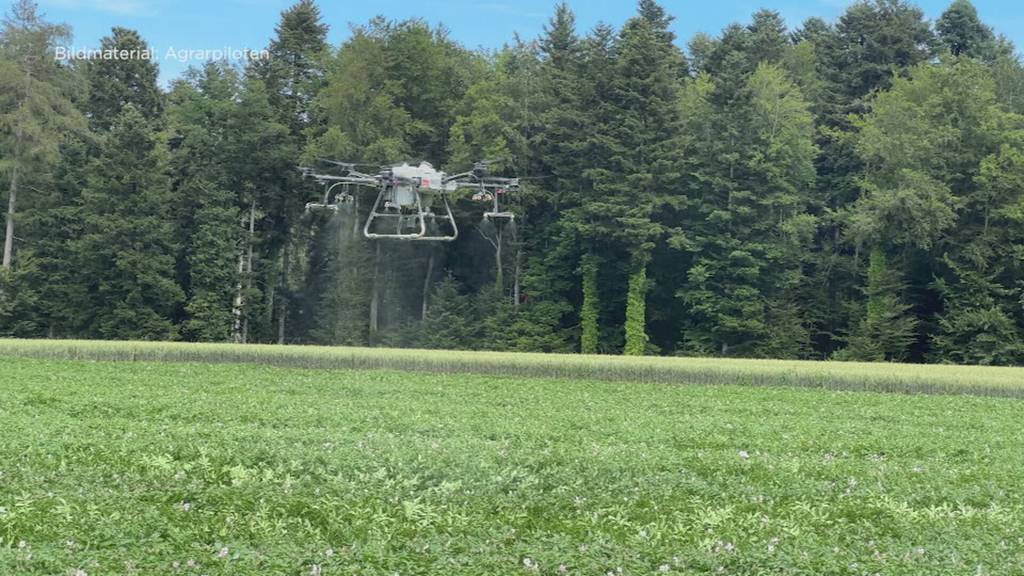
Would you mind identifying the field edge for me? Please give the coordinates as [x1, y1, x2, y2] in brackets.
[1, 338, 1022, 399]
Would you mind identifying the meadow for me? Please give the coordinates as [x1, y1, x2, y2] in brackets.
[1, 344, 1023, 575]
[1, 339, 1024, 397]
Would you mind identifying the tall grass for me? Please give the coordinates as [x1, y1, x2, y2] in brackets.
[1, 338, 1022, 398]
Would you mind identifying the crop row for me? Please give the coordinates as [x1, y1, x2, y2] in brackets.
[1, 339, 1022, 398]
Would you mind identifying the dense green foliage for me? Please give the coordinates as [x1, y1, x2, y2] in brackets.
[3, 0, 1024, 364]
[1, 356, 1024, 574]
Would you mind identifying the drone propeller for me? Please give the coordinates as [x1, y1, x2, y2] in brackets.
[317, 159, 392, 173]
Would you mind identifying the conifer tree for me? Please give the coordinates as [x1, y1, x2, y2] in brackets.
[74, 105, 183, 339]
[530, 6, 603, 352]
[0, 0, 81, 271]
[677, 16, 817, 357]
[167, 63, 245, 341]
[587, 0, 684, 355]
[85, 27, 162, 130]
[836, 247, 917, 361]
[252, 0, 328, 343]
[937, 0, 998, 60]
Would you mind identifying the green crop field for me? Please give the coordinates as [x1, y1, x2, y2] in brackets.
[1, 345, 1023, 575]
[3, 339, 1024, 397]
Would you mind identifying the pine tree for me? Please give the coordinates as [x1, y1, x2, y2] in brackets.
[930, 127, 1024, 365]
[252, 0, 328, 343]
[586, 0, 684, 355]
[0, 0, 81, 272]
[74, 105, 183, 339]
[836, 247, 917, 361]
[831, 0, 935, 112]
[526, 4, 596, 352]
[937, 0, 998, 60]
[254, 0, 328, 138]
[932, 260, 1024, 365]
[85, 27, 163, 130]
[415, 275, 477, 349]
[579, 252, 599, 353]
[676, 18, 817, 357]
[220, 73, 291, 343]
[167, 63, 245, 342]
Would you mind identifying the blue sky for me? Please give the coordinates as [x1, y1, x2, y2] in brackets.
[34, 0, 1024, 84]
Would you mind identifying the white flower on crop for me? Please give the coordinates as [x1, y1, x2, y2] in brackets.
[522, 557, 538, 570]
[324, 548, 334, 557]
[17, 540, 27, 549]
[72, 570, 87, 576]
[172, 561, 180, 569]
[180, 501, 192, 512]
[216, 547, 229, 559]
[738, 450, 750, 459]
[712, 541, 736, 554]
[186, 559, 196, 568]
[659, 563, 671, 572]
[913, 546, 925, 555]
[309, 564, 322, 576]
[558, 564, 568, 574]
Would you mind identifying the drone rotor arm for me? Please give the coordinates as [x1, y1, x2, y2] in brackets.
[308, 174, 381, 187]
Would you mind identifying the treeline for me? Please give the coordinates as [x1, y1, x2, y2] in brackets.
[2, 0, 1024, 364]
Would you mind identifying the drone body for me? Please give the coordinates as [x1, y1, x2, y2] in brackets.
[300, 160, 518, 242]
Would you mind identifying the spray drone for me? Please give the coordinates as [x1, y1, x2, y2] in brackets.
[299, 159, 519, 241]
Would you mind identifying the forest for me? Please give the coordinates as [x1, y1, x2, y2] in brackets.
[1, 0, 1023, 364]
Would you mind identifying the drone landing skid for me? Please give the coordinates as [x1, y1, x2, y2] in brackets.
[305, 182, 355, 213]
[364, 189, 459, 242]
[483, 211, 515, 222]
[306, 202, 340, 212]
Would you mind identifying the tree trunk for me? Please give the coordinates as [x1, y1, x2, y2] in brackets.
[369, 241, 381, 340]
[240, 200, 256, 343]
[513, 245, 521, 309]
[494, 226, 503, 295]
[277, 244, 288, 345]
[580, 252, 600, 354]
[232, 250, 245, 342]
[3, 164, 18, 270]
[352, 194, 360, 239]
[421, 248, 434, 321]
[623, 257, 649, 356]
[233, 199, 257, 343]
